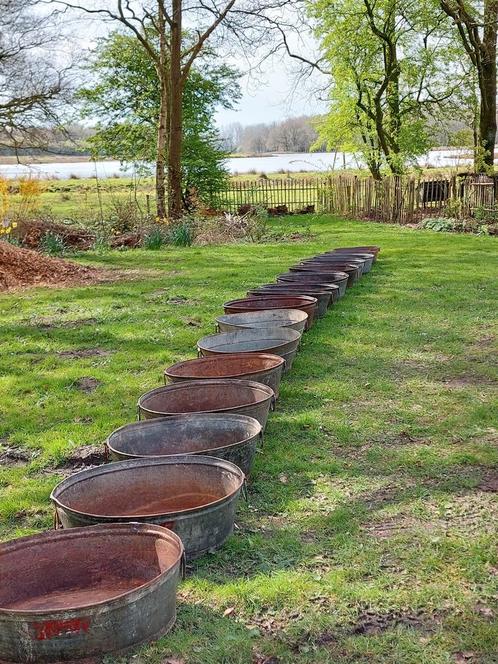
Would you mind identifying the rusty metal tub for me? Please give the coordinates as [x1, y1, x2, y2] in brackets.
[165, 353, 285, 398]
[106, 413, 262, 476]
[289, 264, 361, 287]
[197, 328, 302, 373]
[0, 523, 183, 662]
[216, 309, 308, 334]
[247, 286, 332, 317]
[223, 295, 318, 329]
[51, 456, 245, 560]
[324, 251, 375, 272]
[277, 272, 349, 298]
[137, 379, 275, 430]
[300, 254, 371, 274]
[328, 245, 380, 261]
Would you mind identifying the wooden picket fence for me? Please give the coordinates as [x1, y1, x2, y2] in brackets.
[213, 173, 498, 223]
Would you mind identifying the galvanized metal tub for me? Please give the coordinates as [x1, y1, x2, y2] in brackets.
[165, 353, 285, 398]
[265, 281, 340, 304]
[328, 245, 380, 261]
[197, 328, 302, 374]
[223, 295, 318, 329]
[300, 255, 370, 275]
[325, 251, 375, 272]
[51, 455, 245, 560]
[106, 413, 262, 476]
[247, 286, 332, 317]
[277, 272, 349, 298]
[289, 264, 361, 287]
[137, 379, 275, 430]
[216, 309, 308, 334]
[0, 523, 183, 662]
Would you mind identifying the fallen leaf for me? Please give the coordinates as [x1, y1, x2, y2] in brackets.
[279, 474, 288, 484]
[223, 606, 235, 617]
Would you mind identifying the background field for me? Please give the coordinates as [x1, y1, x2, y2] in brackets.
[0, 215, 497, 663]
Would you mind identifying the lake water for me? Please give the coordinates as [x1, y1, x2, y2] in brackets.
[0, 149, 475, 180]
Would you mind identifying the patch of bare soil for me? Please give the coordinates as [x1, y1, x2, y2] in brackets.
[0, 445, 37, 466]
[0, 242, 107, 291]
[350, 608, 441, 635]
[444, 373, 497, 389]
[44, 444, 107, 479]
[57, 348, 112, 359]
[32, 317, 98, 329]
[477, 469, 498, 493]
[74, 377, 101, 392]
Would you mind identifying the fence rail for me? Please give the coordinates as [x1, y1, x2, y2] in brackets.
[213, 173, 498, 223]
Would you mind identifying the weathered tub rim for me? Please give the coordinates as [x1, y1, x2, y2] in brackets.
[0, 522, 183, 616]
[51, 454, 245, 521]
[106, 413, 262, 460]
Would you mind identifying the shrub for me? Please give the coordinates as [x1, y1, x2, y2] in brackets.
[40, 231, 66, 256]
[168, 220, 194, 246]
[143, 226, 168, 250]
[421, 217, 455, 232]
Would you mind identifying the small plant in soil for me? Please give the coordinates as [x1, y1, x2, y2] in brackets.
[39, 231, 67, 256]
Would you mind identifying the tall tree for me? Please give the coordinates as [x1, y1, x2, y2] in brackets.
[54, 0, 247, 218]
[79, 30, 239, 207]
[313, 0, 462, 178]
[0, 0, 71, 154]
[440, 0, 498, 171]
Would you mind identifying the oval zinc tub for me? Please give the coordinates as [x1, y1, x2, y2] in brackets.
[247, 286, 332, 317]
[289, 264, 361, 287]
[328, 245, 380, 261]
[165, 353, 285, 398]
[0, 523, 183, 663]
[300, 255, 370, 275]
[216, 309, 308, 334]
[106, 413, 262, 476]
[138, 379, 275, 430]
[51, 455, 244, 560]
[277, 272, 349, 298]
[223, 295, 318, 330]
[197, 328, 302, 373]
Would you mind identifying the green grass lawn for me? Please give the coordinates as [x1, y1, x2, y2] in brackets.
[1, 215, 497, 663]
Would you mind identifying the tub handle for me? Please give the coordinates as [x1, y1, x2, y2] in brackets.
[180, 551, 187, 580]
[197, 348, 202, 358]
[270, 395, 276, 412]
[137, 405, 142, 421]
[258, 430, 264, 449]
[215, 323, 220, 333]
[103, 444, 109, 462]
[53, 509, 62, 530]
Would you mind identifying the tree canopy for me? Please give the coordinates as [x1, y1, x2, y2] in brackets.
[79, 30, 240, 207]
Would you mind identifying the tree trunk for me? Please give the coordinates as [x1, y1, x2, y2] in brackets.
[168, 0, 183, 219]
[155, 6, 169, 220]
[477, 0, 498, 171]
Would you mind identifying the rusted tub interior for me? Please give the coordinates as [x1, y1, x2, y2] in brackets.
[107, 413, 261, 459]
[165, 353, 284, 381]
[51, 456, 243, 519]
[0, 524, 182, 611]
[247, 287, 332, 316]
[138, 379, 274, 419]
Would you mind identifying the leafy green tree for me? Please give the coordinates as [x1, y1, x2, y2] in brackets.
[440, 0, 498, 172]
[313, 0, 461, 178]
[79, 30, 240, 209]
